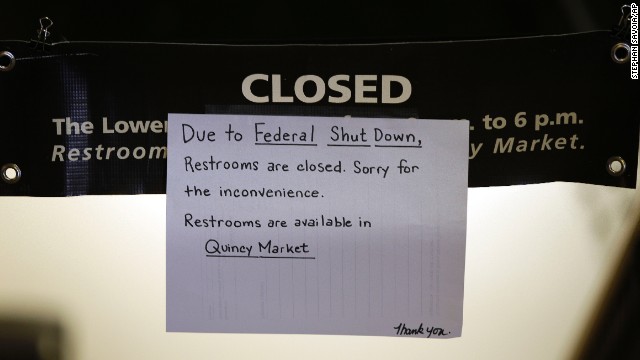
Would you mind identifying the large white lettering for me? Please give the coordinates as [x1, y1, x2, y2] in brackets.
[242, 74, 412, 104]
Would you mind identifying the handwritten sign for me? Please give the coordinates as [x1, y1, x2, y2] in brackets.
[166, 114, 468, 337]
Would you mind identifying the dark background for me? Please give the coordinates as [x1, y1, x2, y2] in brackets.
[0, 1, 631, 44]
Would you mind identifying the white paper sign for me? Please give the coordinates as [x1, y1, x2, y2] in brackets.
[166, 114, 468, 338]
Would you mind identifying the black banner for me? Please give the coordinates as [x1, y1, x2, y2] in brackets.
[0, 31, 638, 196]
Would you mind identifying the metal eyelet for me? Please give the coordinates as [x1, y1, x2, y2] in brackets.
[0, 51, 16, 72]
[611, 43, 631, 64]
[1, 163, 22, 184]
[606, 156, 626, 176]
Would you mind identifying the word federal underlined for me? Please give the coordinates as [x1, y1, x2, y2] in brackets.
[255, 142, 423, 148]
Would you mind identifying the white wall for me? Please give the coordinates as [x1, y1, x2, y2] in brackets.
[0, 183, 636, 360]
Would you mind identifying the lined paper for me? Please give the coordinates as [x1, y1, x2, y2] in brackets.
[166, 114, 468, 337]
